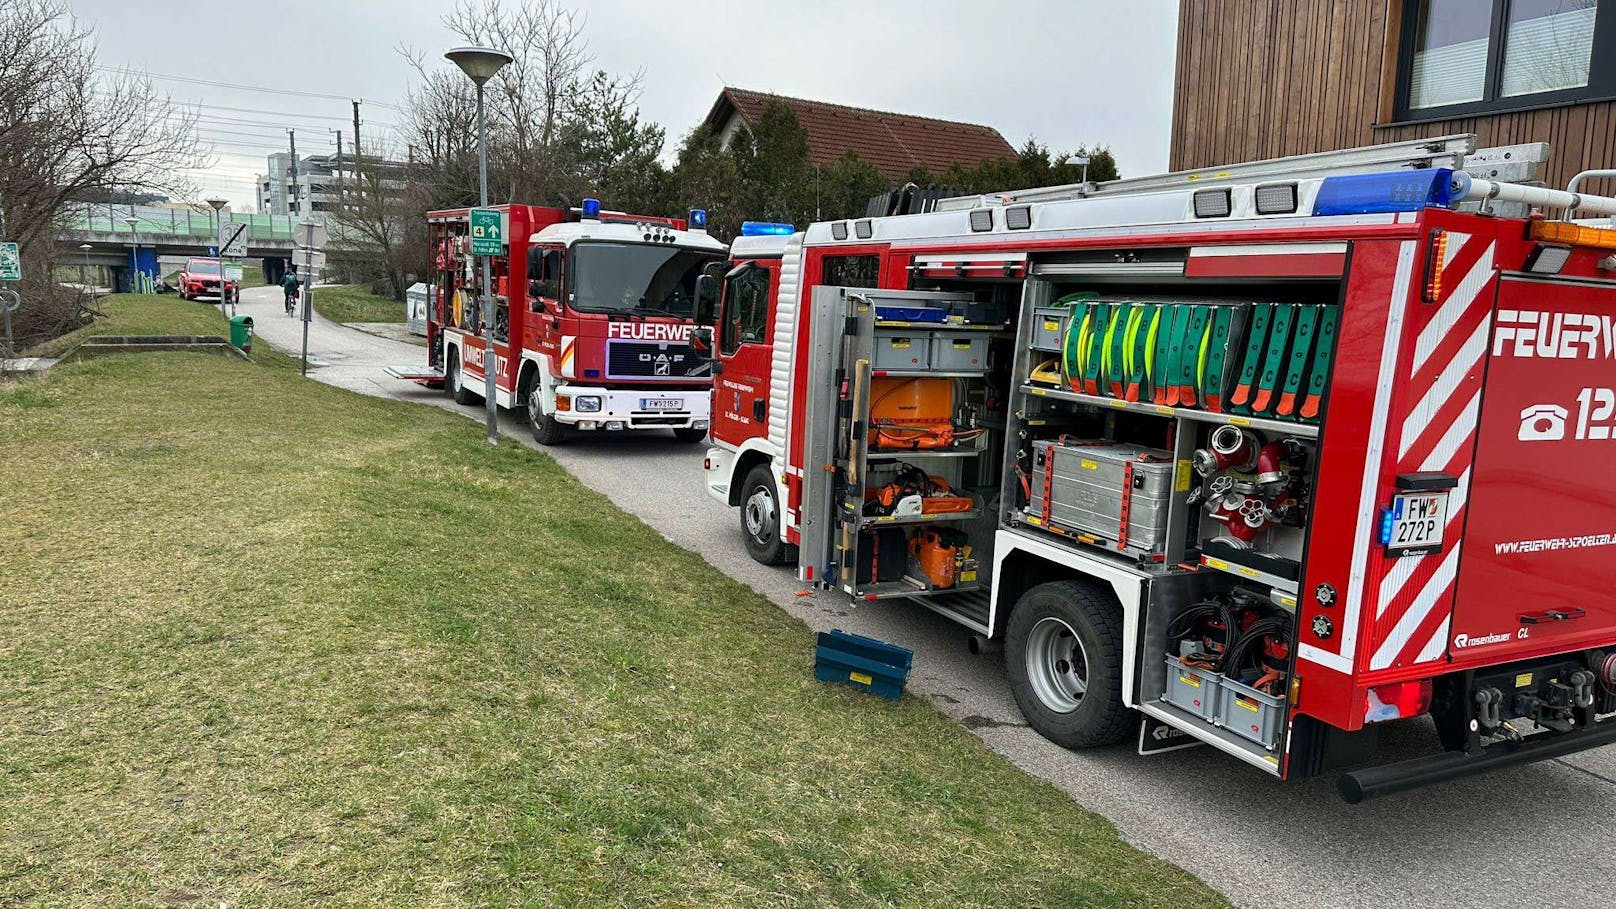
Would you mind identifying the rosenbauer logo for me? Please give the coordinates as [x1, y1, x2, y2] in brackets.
[1453, 629, 1529, 649]
[607, 321, 692, 342]
[1493, 309, 1616, 360]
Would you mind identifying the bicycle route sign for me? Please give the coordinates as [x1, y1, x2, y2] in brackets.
[470, 208, 505, 256]
[0, 242, 20, 281]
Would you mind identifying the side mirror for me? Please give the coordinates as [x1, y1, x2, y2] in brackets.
[691, 325, 714, 354]
[695, 273, 719, 325]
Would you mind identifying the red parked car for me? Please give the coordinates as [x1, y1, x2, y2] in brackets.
[177, 257, 237, 301]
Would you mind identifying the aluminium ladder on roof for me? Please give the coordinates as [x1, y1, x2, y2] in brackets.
[933, 135, 1482, 212]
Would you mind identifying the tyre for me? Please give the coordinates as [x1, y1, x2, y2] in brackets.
[447, 352, 479, 406]
[526, 378, 566, 446]
[740, 464, 795, 565]
[672, 427, 708, 443]
[1005, 580, 1134, 748]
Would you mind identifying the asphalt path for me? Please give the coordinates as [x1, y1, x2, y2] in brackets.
[235, 284, 1616, 909]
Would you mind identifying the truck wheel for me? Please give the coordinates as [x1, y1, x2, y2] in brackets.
[1006, 580, 1134, 748]
[447, 352, 479, 406]
[527, 381, 566, 446]
[672, 428, 708, 443]
[741, 464, 795, 565]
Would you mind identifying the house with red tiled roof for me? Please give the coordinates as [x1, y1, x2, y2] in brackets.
[701, 87, 1017, 183]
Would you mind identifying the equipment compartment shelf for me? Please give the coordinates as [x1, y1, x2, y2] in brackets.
[867, 446, 984, 460]
[1020, 384, 1320, 439]
[873, 369, 988, 379]
[854, 507, 982, 528]
[846, 578, 984, 600]
[875, 320, 1008, 332]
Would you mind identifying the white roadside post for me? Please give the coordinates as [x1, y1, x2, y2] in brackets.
[295, 220, 328, 377]
[446, 45, 514, 447]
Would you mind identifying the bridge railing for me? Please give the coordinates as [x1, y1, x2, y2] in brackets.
[64, 203, 297, 241]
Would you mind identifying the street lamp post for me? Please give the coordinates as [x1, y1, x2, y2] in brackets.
[446, 45, 513, 447]
[205, 197, 231, 315]
[123, 216, 139, 294]
[79, 243, 92, 289]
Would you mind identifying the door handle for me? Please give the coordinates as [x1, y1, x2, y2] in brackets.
[753, 399, 766, 422]
[1519, 607, 1588, 625]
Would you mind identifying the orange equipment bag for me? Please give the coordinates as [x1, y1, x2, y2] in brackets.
[870, 377, 954, 450]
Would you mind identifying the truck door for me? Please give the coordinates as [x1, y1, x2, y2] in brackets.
[710, 260, 777, 448]
[1451, 274, 1616, 660]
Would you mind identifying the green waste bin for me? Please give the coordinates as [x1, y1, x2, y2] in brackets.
[229, 314, 254, 353]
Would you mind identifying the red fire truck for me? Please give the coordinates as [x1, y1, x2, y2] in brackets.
[701, 135, 1616, 799]
[393, 200, 726, 444]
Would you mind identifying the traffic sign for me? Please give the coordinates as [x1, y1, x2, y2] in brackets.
[295, 220, 328, 250]
[297, 249, 327, 272]
[470, 208, 505, 256]
[224, 263, 244, 283]
[0, 242, 20, 281]
[216, 221, 248, 258]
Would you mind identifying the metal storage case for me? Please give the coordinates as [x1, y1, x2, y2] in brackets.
[1025, 439, 1178, 556]
[929, 334, 988, 371]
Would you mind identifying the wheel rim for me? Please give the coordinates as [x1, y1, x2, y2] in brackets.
[744, 486, 776, 543]
[1025, 616, 1089, 714]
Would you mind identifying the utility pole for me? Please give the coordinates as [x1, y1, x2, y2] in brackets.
[287, 129, 300, 223]
[288, 127, 313, 376]
[352, 99, 362, 170]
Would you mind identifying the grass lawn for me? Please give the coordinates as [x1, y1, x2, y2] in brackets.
[0, 298, 1224, 907]
[313, 283, 406, 324]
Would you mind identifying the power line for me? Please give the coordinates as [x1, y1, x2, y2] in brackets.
[99, 65, 404, 111]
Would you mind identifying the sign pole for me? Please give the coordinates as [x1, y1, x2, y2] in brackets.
[476, 80, 498, 446]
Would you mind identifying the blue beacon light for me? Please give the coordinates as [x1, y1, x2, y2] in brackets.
[581, 198, 601, 219]
[689, 209, 708, 229]
[740, 221, 795, 236]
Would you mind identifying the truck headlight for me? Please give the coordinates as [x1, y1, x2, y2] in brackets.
[694, 420, 710, 430]
[575, 396, 602, 412]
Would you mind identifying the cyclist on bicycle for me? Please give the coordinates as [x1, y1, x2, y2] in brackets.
[281, 270, 301, 315]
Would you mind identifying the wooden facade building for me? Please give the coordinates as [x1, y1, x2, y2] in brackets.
[1170, 0, 1616, 191]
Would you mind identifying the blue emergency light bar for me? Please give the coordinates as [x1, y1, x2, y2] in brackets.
[689, 208, 707, 229]
[740, 221, 794, 236]
[1313, 168, 1458, 217]
[581, 197, 601, 219]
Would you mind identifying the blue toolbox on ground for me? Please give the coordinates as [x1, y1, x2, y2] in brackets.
[814, 630, 914, 700]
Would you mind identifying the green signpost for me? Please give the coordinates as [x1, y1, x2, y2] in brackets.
[469, 208, 504, 256]
[0, 242, 20, 281]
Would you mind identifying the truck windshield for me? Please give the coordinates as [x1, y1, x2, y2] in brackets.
[569, 241, 722, 318]
[189, 260, 221, 276]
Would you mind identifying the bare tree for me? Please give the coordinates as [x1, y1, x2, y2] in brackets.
[0, 0, 201, 346]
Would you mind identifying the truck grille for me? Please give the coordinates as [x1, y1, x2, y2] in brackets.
[605, 340, 711, 380]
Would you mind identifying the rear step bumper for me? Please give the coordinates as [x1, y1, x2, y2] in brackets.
[1338, 717, 1616, 803]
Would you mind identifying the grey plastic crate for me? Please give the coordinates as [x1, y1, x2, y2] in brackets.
[874, 333, 930, 370]
[1031, 306, 1070, 352]
[930, 334, 988, 371]
[1217, 676, 1284, 750]
[1162, 655, 1222, 721]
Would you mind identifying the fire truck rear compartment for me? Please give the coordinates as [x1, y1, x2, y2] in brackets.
[850, 262, 1339, 769]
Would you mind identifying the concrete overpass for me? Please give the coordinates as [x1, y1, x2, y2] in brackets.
[61, 203, 371, 292]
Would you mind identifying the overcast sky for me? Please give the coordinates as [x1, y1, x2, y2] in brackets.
[70, 0, 1180, 211]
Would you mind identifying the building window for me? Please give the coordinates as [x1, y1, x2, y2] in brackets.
[1396, 0, 1610, 120]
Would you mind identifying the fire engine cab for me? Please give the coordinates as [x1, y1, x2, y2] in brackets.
[702, 135, 1616, 799]
[392, 200, 726, 444]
